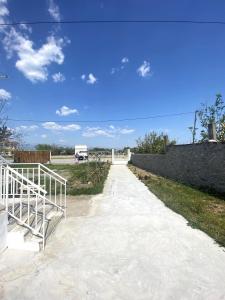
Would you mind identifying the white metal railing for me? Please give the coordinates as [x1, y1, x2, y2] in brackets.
[10, 163, 67, 217]
[0, 162, 67, 249]
[0, 165, 48, 248]
[0, 154, 10, 165]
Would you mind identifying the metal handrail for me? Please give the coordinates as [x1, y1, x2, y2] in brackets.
[1, 163, 67, 249]
[1, 165, 47, 247]
[11, 163, 67, 184]
[7, 165, 47, 194]
[39, 164, 67, 183]
[0, 154, 10, 165]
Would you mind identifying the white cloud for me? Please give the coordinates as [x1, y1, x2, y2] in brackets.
[137, 61, 151, 77]
[52, 72, 65, 82]
[81, 73, 97, 84]
[19, 23, 32, 33]
[0, 88, 11, 101]
[42, 122, 81, 131]
[41, 134, 47, 139]
[15, 125, 38, 131]
[82, 127, 114, 138]
[56, 105, 78, 116]
[48, 0, 61, 22]
[87, 73, 97, 84]
[0, 0, 9, 25]
[119, 128, 135, 134]
[111, 68, 116, 75]
[121, 57, 129, 64]
[3, 30, 66, 82]
[82, 126, 135, 138]
[0, 1, 67, 83]
[111, 57, 129, 75]
[3, 29, 66, 82]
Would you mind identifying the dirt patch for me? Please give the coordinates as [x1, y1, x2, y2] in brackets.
[129, 164, 158, 180]
[207, 202, 225, 214]
[66, 195, 94, 217]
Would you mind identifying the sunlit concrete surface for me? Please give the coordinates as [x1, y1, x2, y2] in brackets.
[0, 165, 225, 299]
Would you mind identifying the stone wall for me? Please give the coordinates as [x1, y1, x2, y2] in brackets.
[131, 143, 225, 193]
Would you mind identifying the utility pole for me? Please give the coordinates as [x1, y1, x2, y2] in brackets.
[192, 110, 198, 144]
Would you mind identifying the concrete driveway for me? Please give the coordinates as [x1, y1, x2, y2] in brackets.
[0, 165, 225, 299]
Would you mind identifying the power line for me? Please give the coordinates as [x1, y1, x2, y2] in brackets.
[8, 111, 194, 124]
[1, 19, 225, 27]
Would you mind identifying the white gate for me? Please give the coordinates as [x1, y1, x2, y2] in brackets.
[111, 149, 131, 165]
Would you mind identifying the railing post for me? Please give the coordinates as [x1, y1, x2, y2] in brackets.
[127, 148, 131, 161]
[42, 196, 46, 250]
[5, 167, 9, 213]
[38, 164, 41, 187]
[0, 165, 2, 204]
[64, 181, 67, 218]
[112, 149, 114, 165]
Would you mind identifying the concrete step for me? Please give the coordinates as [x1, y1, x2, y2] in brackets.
[7, 207, 63, 252]
[44, 210, 63, 240]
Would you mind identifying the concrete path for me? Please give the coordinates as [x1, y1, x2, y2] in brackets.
[1, 165, 225, 299]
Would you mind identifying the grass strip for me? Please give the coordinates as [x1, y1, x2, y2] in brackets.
[129, 164, 225, 247]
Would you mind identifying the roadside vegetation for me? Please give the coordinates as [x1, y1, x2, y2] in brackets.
[129, 164, 225, 247]
[131, 131, 176, 154]
[49, 162, 110, 195]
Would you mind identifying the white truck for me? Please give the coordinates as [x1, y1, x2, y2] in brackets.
[75, 145, 88, 161]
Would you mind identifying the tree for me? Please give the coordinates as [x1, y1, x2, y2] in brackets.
[135, 131, 176, 154]
[198, 94, 225, 141]
[0, 96, 22, 153]
[35, 144, 74, 155]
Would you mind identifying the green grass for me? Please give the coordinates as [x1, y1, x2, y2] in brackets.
[48, 162, 110, 195]
[129, 164, 225, 247]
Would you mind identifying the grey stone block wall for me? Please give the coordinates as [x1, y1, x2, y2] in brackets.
[131, 143, 225, 193]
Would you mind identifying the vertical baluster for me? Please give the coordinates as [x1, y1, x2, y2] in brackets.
[55, 179, 57, 205]
[27, 188, 30, 226]
[9, 174, 12, 198]
[12, 176, 15, 215]
[35, 194, 38, 229]
[49, 176, 51, 202]
[32, 168, 35, 183]
[20, 181, 22, 221]
[16, 169, 18, 196]
[44, 173, 46, 191]
[64, 182, 67, 218]
[0, 165, 2, 203]
[5, 168, 9, 214]
[60, 183, 62, 207]
[38, 164, 41, 187]
[42, 196, 46, 250]
[3, 167, 6, 206]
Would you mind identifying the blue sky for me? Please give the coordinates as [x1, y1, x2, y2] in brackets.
[1, 0, 225, 148]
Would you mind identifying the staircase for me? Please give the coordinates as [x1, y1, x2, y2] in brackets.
[0, 160, 67, 251]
